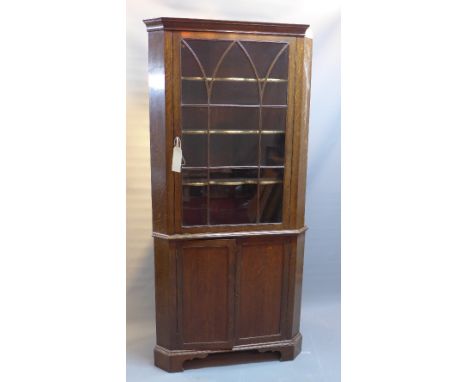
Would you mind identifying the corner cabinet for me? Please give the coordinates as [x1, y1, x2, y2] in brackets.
[143, 17, 312, 372]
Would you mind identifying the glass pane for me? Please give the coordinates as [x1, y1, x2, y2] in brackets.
[182, 185, 207, 226]
[211, 81, 259, 105]
[267, 48, 289, 79]
[210, 184, 257, 225]
[211, 106, 259, 131]
[241, 41, 288, 79]
[182, 39, 233, 78]
[259, 183, 283, 223]
[180, 38, 290, 227]
[182, 170, 208, 226]
[262, 82, 288, 105]
[183, 135, 207, 167]
[181, 80, 207, 104]
[210, 134, 258, 166]
[182, 107, 207, 131]
[260, 167, 284, 182]
[210, 168, 258, 182]
[262, 107, 286, 131]
[215, 42, 256, 78]
[261, 133, 285, 166]
[182, 169, 208, 183]
[181, 42, 204, 77]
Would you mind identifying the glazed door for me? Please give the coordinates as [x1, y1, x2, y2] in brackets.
[173, 32, 296, 232]
[176, 239, 236, 349]
[235, 237, 290, 345]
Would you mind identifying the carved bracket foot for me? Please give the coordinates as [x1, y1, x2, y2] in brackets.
[257, 333, 302, 361]
[154, 345, 209, 373]
[154, 333, 302, 372]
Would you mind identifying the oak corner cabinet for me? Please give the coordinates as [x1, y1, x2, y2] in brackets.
[143, 17, 312, 372]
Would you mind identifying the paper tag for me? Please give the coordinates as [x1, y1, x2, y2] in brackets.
[171, 137, 184, 173]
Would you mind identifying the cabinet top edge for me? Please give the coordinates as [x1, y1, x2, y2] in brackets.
[143, 17, 309, 37]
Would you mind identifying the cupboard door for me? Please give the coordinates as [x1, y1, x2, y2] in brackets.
[235, 237, 290, 344]
[176, 239, 235, 349]
[173, 33, 296, 231]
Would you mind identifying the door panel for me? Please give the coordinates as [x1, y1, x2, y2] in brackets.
[235, 238, 290, 344]
[176, 239, 235, 349]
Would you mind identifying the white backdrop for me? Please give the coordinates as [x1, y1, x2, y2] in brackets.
[2, 2, 468, 382]
[127, 1, 340, 380]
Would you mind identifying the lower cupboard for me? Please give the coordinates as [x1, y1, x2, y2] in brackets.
[153, 233, 305, 372]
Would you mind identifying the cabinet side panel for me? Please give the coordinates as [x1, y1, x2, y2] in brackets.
[148, 31, 173, 233]
[154, 238, 177, 348]
[296, 38, 312, 227]
[290, 37, 312, 228]
[291, 232, 305, 335]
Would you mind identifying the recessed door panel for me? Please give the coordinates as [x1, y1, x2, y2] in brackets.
[177, 239, 235, 349]
[236, 238, 289, 344]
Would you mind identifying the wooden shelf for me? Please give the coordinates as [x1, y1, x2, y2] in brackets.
[182, 76, 287, 83]
[181, 104, 288, 108]
[183, 165, 284, 170]
[183, 179, 283, 186]
[182, 130, 285, 135]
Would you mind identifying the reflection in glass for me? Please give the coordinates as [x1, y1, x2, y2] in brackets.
[182, 185, 207, 226]
[261, 133, 285, 166]
[259, 183, 283, 223]
[260, 167, 284, 182]
[210, 184, 257, 225]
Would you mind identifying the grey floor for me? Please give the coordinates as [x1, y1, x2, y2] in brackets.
[126, 297, 340, 382]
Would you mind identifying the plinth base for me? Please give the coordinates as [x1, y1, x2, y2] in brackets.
[154, 333, 302, 372]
